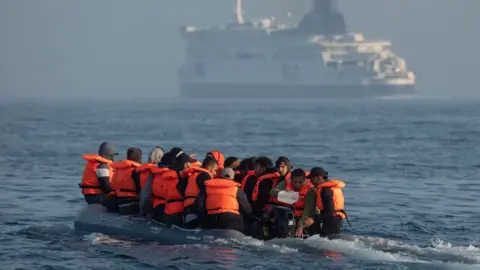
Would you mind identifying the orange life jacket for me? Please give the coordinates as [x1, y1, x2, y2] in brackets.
[79, 154, 113, 195]
[110, 160, 141, 198]
[285, 181, 314, 217]
[282, 171, 292, 182]
[240, 170, 255, 190]
[316, 180, 346, 219]
[162, 170, 184, 215]
[192, 161, 202, 167]
[151, 167, 170, 208]
[205, 179, 240, 215]
[208, 150, 225, 169]
[135, 163, 157, 190]
[181, 167, 213, 208]
[251, 172, 280, 202]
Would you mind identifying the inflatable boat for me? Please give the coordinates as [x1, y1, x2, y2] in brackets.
[74, 204, 248, 245]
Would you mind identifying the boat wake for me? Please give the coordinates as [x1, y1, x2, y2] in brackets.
[81, 231, 480, 269]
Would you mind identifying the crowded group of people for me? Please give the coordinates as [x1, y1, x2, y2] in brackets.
[79, 142, 348, 238]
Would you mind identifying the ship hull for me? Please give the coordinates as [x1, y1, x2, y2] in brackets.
[179, 83, 415, 99]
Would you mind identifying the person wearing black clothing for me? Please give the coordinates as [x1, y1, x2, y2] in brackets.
[178, 157, 218, 228]
[251, 167, 279, 214]
[105, 147, 143, 213]
[242, 156, 273, 204]
[196, 168, 252, 232]
[235, 156, 256, 183]
[275, 156, 292, 183]
[80, 142, 118, 204]
[306, 167, 346, 237]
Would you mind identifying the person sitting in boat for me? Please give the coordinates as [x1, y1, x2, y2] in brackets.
[224, 156, 241, 181]
[134, 146, 164, 216]
[79, 142, 118, 204]
[303, 167, 347, 237]
[235, 156, 256, 183]
[241, 156, 273, 206]
[143, 151, 175, 220]
[269, 168, 316, 238]
[160, 148, 197, 226]
[275, 157, 292, 183]
[250, 165, 280, 216]
[196, 168, 252, 232]
[179, 157, 219, 228]
[104, 147, 143, 214]
[205, 150, 225, 177]
[135, 146, 164, 192]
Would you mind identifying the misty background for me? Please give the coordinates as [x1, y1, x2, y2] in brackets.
[1, 0, 478, 100]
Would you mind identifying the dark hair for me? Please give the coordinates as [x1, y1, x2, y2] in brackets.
[159, 152, 174, 166]
[239, 156, 257, 172]
[275, 156, 292, 169]
[254, 156, 273, 169]
[224, 156, 239, 167]
[291, 168, 305, 178]
[202, 157, 218, 168]
[127, 147, 143, 163]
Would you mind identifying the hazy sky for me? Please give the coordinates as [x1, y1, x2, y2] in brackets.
[1, 0, 478, 99]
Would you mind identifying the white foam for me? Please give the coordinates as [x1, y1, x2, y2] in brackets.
[82, 232, 133, 248]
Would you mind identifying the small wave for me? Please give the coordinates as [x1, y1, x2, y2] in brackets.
[218, 233, 480, 267]
[83, 232, 137, 248]
[306, 235, 480, 266]
[225, 236, 298, 254]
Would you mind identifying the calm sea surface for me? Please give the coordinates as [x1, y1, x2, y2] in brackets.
[0, 97, 479, 270]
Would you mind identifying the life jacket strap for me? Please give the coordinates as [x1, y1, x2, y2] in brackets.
[119, 188, 137, 192]
[337, 210, 352, 229]
[166, 199, 184, 203]
[78, 184, 101, 189]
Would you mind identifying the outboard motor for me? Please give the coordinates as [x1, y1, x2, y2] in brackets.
[256, 205, 296, 240]
[269, 206, 296, 238]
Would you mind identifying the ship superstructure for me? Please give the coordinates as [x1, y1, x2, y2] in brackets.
[178, 0, 415, 98]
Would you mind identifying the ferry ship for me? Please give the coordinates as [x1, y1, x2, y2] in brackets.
[178, 0, 416, 98]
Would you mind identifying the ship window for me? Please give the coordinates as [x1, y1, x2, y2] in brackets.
[194, 63, 205, 76]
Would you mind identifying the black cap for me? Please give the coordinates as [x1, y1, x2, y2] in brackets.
[309, 167, 328, 178]
[159, 152, 174, 166]
[170, 147, 197, 166]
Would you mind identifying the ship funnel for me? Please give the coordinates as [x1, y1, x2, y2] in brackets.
[236, 0, 245, 24]
[296, 0, 346, 36]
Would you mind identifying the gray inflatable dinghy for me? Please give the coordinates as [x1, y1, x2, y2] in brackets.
[74, 204, 247, 245]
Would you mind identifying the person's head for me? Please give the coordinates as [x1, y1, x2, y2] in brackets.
[309, 167, 328, 186]
[254, 156, 273, 176]
[224, 156, 241, 170]
[275, 156, 291, 176]
[290, 168, 306, 191]
[205, 150, 225, 168]
[98, 142, 119, 161]
[170, 147, 197, 170]
[221, 167, 235, 180]
[238, 156, 257, 173]
[127, 147, 143, 163]
[202, 157, 219, 176]
[148, 146, 164, 164]
[159, 152, 174, 167]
